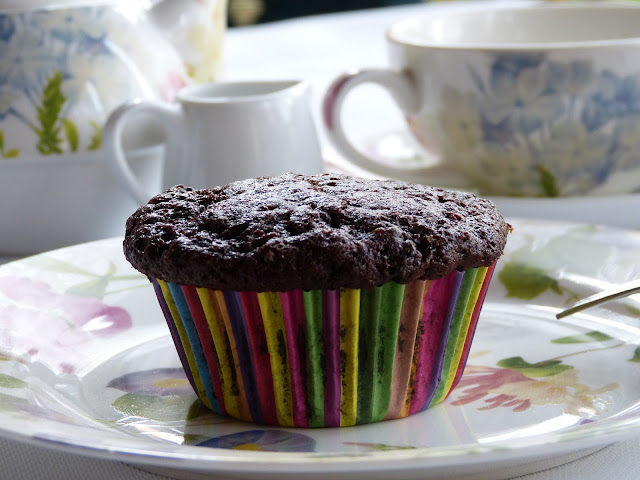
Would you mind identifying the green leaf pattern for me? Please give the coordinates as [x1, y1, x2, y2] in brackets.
[26, 256, 144, 298]
[630, 347, 640, 363]
[498, 226, 610, 303]
[537, 164, 560, 198]
[552, 331, 615, 344]
[112, 393, 196, 422]
[497, 356, 573, 378]
[88, 121, 102, 151]
[1, 71, 103, 159]
[626, 305, 640, 318]
[62, 118, 79, 152]
[0, 374, 26, 389]
[0, 131, 19, 158]
[35, 72, 66, 155]
[499, 262, 563, 300]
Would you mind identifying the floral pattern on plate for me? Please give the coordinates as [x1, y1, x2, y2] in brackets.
[436, 53, 640, 197]
[0, 219, 639, 475]
[0, 275, 132, 373]
[453, 339, 622, 416]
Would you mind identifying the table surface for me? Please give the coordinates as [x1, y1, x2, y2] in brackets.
[2, 2, 640, 479]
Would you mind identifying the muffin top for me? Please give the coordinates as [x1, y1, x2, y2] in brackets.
[124, 173, 509, 291]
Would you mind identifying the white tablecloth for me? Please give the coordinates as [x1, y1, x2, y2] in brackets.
[2, 2, 640, 478]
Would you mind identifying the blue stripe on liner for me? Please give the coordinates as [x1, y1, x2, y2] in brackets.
[151, 279, 196, 392]
[222, 290, 263, 425]
[167, 282, 220, 413]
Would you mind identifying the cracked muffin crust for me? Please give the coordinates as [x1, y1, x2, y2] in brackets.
[123, 173, 509, 292]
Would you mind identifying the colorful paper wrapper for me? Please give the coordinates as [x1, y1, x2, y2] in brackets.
[151, 263, 496, 428]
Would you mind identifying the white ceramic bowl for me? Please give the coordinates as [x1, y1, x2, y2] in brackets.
[323, 2, 640, 197]
[0, 144, 164, 255]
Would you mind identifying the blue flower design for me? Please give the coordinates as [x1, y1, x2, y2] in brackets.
[478, 53, 563, 139]
[440, 51, 640, 196]
[49, 13, 82, 43]
[547, 60, 593, 96]
[0, 15, 15, 42]
[0, 7, 123, 155]
[610, 115, 640, 171]
[0, 90, 19, 120]
[0, 14, 65, 101]
[490, 53, 546, 80]
[197, 430, 317, 452]
[107, 368, 193, 396]
[583, 71, 640, 131]
[536, 121, 613, 195]
[41, 9, 109, 55]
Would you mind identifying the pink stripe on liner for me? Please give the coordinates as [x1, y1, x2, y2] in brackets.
[280, 290, 310, 428]
[181, 286, 226, 416]
[409, 273, 457, 415]
[322, 289, 341, 428]
[385, 280, 427, 421]
[239, 292, 279, 426]
[450, 264, 496, 393]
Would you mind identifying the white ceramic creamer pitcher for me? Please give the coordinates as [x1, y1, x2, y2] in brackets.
[104, 81, 324, 204]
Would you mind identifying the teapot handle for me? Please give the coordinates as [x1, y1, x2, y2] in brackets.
[103, 100, 183, 205]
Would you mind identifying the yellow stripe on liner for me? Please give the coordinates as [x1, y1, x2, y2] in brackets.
[340, 288, 360, 427]
[257, 292, 294, 427]
[157, 280, 211, 409]
[440, 267, 488, 396]
[197, 288, 241, 419]
[213, 290, 252, 422]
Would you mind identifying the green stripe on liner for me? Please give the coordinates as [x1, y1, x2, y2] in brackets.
[303, 290, 325, 428]
[429, 269, 479, 406]
[356, 287, 382, 425]
[371, 282, 405, 424]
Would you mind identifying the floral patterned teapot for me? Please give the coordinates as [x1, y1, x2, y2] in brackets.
[0, 0, 226, 159]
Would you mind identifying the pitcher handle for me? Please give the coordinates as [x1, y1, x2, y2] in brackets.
[103, 100, 182, 205]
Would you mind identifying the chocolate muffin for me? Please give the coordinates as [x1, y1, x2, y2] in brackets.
[124, 173, 509, 428]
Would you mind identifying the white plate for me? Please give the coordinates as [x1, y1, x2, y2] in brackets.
[0, 219, 639, 480]
[323, 133, 640, 230]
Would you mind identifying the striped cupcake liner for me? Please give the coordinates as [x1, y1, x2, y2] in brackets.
[151, 263, 496, 428]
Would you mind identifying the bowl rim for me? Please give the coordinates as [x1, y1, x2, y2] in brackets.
[387, 2, 640, 51]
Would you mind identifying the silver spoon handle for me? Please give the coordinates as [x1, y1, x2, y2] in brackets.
[556, 279, 640, 319]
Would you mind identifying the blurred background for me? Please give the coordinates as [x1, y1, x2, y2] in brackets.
[228, 0, 422, 26]
[227, 0, 640, 26]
